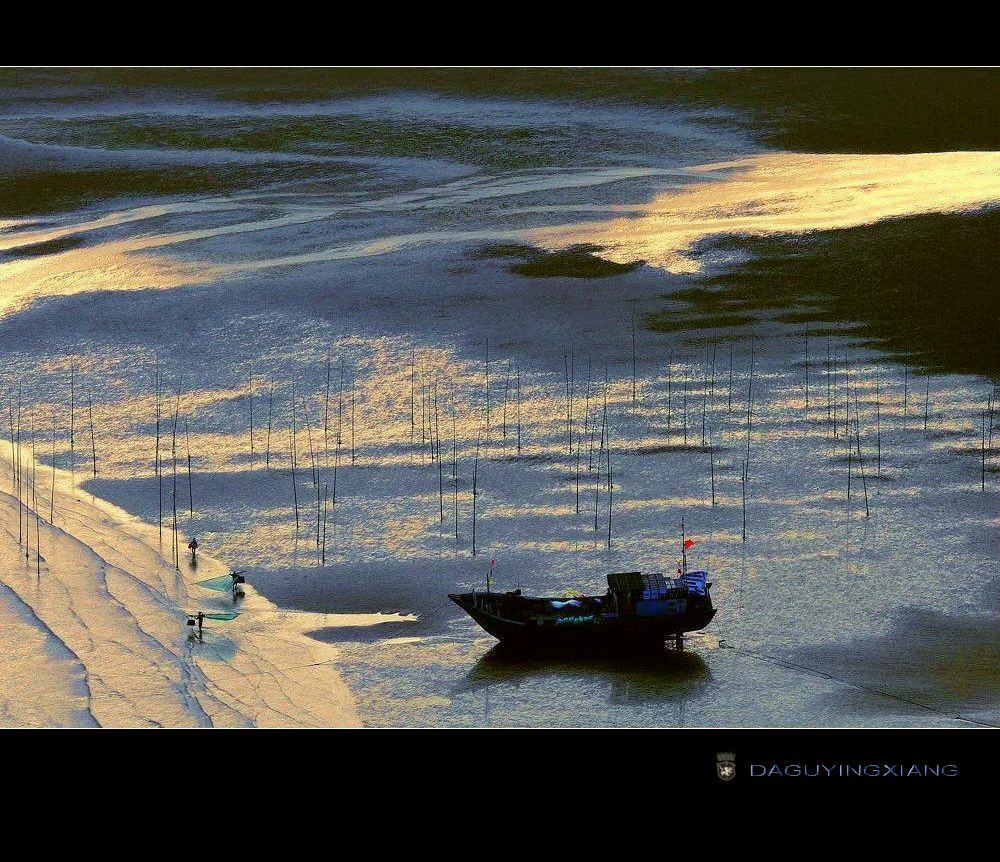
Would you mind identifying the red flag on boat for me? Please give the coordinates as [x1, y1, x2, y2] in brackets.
[684, 539, 695, 549]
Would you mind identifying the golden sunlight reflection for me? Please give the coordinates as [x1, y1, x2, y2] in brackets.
[0, 245, 222, 318]
[531, 152, 1000, 272]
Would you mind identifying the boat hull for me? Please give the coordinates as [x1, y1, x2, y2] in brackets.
[449, 591, 716, 651]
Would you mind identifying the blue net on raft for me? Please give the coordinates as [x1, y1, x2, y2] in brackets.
[195, 575, 236, 592]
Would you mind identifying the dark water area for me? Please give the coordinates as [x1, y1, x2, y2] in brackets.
[5, 67, 998, 145]
[480, 242, 644, 278]
[651, 210, 1000, 379]
[4, 68, 999, 216]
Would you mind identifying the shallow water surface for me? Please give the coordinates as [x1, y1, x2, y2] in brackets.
[0, 69, 997, 727]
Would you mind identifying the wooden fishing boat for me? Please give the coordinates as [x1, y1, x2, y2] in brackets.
[450, 569, 715, 651]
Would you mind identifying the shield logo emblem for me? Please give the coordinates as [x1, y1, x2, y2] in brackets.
[716, 752, 736, 781]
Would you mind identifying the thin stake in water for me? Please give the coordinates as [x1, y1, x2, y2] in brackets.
[982, 408, 988, 492]
[667, 348, 673, 438]
[290, 381, 299, 531]
[804, 336, 809, 413]
[855, 413, 869, 518]
[924, 374, 931, 430]
[516, 365, 522, 455]
[741, 458, 748, 542]
[607, 439, 613, 549]
[184, 417, 194, 521]
[248, 363, 254, 461]
[472, 426, 481, 557]
[88, 384, 97, 477]
[265, 378, 274, 468]
[631, 308, 637, 405]
[155, 363, 161, 541]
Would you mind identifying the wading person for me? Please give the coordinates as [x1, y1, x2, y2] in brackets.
[188, 536, 199, 565]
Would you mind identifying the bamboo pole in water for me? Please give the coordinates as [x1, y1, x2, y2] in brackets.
[410, 345, 415, 455]
[265, 378, 274, 469]
[582, 356, 591, 468]
[88, 384, 97, 477]
[70, 364, 75, 478]
[420, 365, 427, 461]
[607, 438, 613, 549]
[563, 352, 573, 455]
[27, 411, 34, 565]
[453, 404, 459, 541]
[982, 408, 988, 492]
[338, 360, 345, 450]
[304, 401, 317, 487]
[324, 352, 331, 460]
[987, 386, 995, 450]
[50, 404, 56, 523]
[804, 336, 809, 413]
[568, 351, 574, 457]
[826, 340, 832, 434]
[682, 368, 689, 445]
[16, 382, 22, 545]
[516, 365, 522, 455]
[924, 374, 931, 430]
[728, 341, 734, 414]
[502, 361, 510, 445]
[436, 380, 444, 523]
[290, 381, 299, 531]
[248, 363, 254, 463]
[834, 351, 840, 440]
[710, 342, 717, 402]
[32, 417, 40, 578]
[331, 438, 339, 548]
[701, 348, 709, 448]
[631, 309, 637, 405]
[875, 366, 882, 476]
[594, 375, 608, 532]
[746, 337, 755, 443]
[171, 399, 179, 569]
[710, 429, 716, 507]
[184, 417, 194, 521]
[28, 412, 34, 563]
[472, 425, 480, 557]
[855, 412, 869, 518]
[843, 356, 850, 441]
[484, 338, 490, 449]
[154, 363, 161, 541]
[741, 458, 748, 543]
[846, 374, 853, 501]
[667, 348, 673, 439]
[7, 387, 15, 498]
[574, 361, 581, 514]
[588, 364, 598, 469]
[903, 364, 909, 420]
[575, 431, 582, 515]
[989, 383, 996, 448]
[315, 464, 322, 549]
[321, 482, 329, 565]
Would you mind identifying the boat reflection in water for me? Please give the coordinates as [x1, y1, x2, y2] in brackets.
[459, 641, 711, 710]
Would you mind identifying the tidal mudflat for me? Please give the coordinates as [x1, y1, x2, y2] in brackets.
[0, 69, 996, 727]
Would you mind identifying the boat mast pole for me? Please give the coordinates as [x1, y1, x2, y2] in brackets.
[681, 517, 687, 575]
